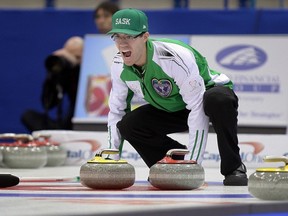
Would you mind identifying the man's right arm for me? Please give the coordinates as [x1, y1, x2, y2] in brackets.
[107, 56, 131, 151]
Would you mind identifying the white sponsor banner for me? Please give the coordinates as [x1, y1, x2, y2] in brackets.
[170, 133, 288, 169]
[33, 130, 288, 170]
[190, 35, 288, 127]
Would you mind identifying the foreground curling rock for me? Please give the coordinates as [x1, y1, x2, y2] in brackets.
[149, 149, 205, 190]
[80, 149, 135, 189]
[248, 156, 288, 200]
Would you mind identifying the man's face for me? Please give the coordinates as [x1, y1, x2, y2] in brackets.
[94, 8, 113, 34]
[113, 32, 149, 66]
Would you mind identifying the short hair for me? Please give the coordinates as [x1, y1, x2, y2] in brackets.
[93, 1, 120, 19]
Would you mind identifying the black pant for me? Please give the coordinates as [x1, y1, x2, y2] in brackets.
[117, 105, 189, 168]
[203, 86, 242, 176]
[117, 86, 242, 175]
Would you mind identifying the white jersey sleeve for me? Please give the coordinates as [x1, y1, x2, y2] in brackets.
[107, 54, 129, 150]
[153, 41, 209, 163]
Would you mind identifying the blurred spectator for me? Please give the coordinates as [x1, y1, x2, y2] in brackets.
[93, 1, 120, 34]
[239, 0, 251, 8]
[21, 36, 84, 132]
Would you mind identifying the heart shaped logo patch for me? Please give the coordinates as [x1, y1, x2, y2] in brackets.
[152, 78, 172, 97]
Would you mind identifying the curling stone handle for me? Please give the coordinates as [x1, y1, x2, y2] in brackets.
[97, 148, 119, 156]
[166, 149, 190, 157]
[263, 156, 288, 165]
[0, 133, 16, 139]
[33, 134, 51, 140]
[14, 134, 34, 143]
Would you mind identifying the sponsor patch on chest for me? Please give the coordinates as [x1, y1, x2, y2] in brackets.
[152, 78, 172, 97]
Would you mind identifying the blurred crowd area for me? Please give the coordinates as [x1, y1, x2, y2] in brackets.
[0, 0, 286, 9]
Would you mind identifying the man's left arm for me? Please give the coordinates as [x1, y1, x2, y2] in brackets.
[171, 53, 209, 163]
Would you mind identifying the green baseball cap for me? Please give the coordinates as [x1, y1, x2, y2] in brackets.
[107, 8, 148, 35]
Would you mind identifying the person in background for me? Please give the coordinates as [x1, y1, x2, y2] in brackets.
[106, 8, 248, 186]
[21, 36, 84, 131]
[93, 1, 120, 34]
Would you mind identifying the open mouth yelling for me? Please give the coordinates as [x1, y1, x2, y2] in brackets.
[122, 51, 131, 58]
[121, 50, 134, 65]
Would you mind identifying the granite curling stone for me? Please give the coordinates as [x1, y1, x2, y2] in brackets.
[0, 133, 16, 167]
[3, 134, 47, 169]
[149, 149, 205, 190]
[34, 134, 66, 167]
[80, 149, 135, 189]
[248, 156, 288, 200]
[0, 146, 2, 165]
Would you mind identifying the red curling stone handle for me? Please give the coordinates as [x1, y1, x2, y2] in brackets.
[0, 133, 16, 139]
[166, 149, 190, 157]
[14, 134, 34, 144]
[33, 134, 51, 140]
[158, 149, 197, 164]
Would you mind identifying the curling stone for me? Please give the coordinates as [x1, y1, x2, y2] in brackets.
[0, 144, 7, 167]
[0, 142, 6, 165]
[248, 156, 288, 200]
[80, 149, 135, 189]
[3, 134, 47, 169]
[0, 133, 16, 167]
[34, 134, 66, 167]
[149, 149, 205, 190]
[0, 145, 2, 164]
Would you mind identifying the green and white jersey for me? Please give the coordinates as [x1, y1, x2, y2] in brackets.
[108, 38, 232, 162]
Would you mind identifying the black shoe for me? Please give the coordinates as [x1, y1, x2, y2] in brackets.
[223, 163, 248, 186]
